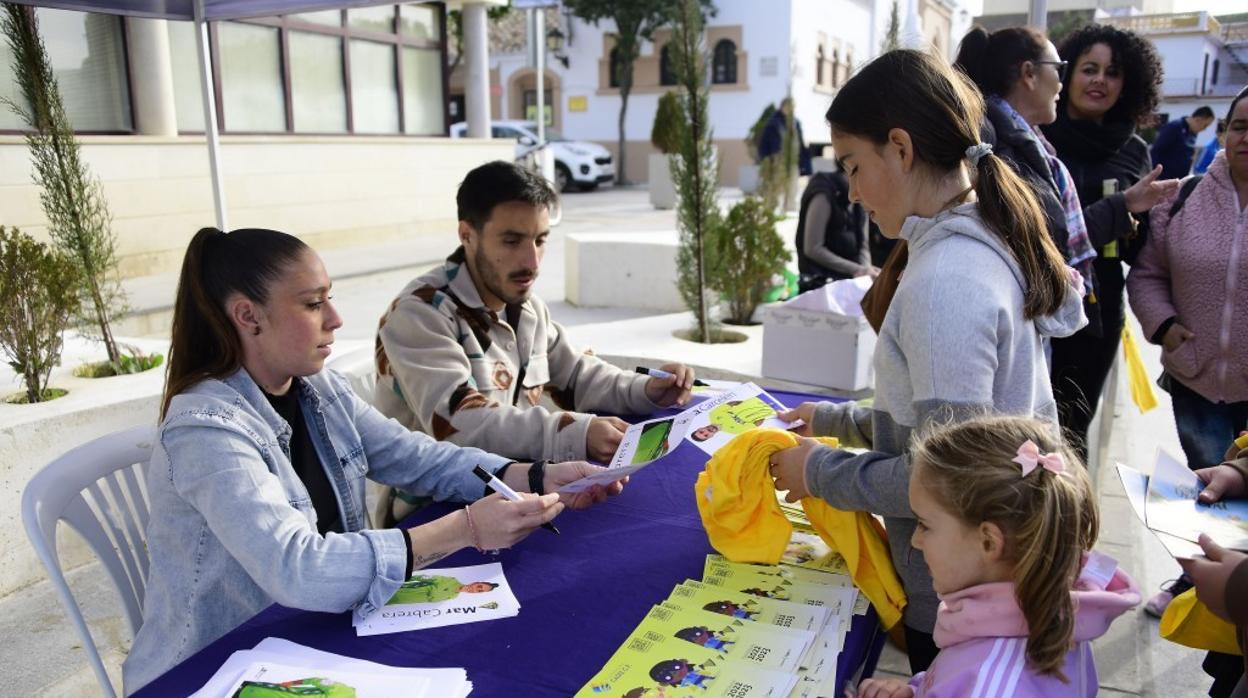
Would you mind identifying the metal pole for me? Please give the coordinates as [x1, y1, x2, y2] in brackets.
[193, 0, 228, 231]
[463, 3, 491, 139]
[1028, 0, 1048, 31]
[534, 8, 545, 145]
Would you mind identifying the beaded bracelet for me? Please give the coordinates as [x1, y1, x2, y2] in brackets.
[464, 505, 485, 553]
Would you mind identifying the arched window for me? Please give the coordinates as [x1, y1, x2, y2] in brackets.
[831, 49, 841, 87]
[660, 43, 677, 86]
[816, 45, 825, 86]
[608, 46, 622, 88]
[712, 39, 737, 84]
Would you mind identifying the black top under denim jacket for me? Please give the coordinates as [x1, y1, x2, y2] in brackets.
[1041, 110, 1152, 338]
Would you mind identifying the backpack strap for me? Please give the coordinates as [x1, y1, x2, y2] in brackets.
[1168, 175, 1203, 218]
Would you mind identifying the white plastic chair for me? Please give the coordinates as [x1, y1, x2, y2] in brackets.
[22, 426, 156, 698]
[327, 344, 377, 404]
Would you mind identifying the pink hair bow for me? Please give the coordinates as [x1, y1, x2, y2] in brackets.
[1012, 440, 1066, 477]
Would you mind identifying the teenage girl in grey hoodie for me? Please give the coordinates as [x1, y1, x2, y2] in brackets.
[769, 50, 1087, 673]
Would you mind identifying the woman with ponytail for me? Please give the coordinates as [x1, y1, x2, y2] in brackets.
[954, 25, 1096, 297]
[124, 228, 622, 693]
[773, 49, 1087, 672]
[857, 415, 1139, 698]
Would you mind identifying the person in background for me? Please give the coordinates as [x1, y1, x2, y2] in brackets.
[1040, 24, 1179, 461]
[758, 97, 813, 177]
[795, 161, 876, 293]
[771, 49, 1086, 674]
[857, 416, 1138, 698]
[1194, 119, 1227, 175]
[1151, 105, 1216, 179]
[954, 25, 1093, 283]
[1127, 87, 1248, 654]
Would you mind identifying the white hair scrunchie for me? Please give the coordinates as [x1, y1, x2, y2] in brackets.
[965, 142, 993, 167]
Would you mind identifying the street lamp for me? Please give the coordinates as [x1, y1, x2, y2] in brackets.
[546, 26, 569, 68]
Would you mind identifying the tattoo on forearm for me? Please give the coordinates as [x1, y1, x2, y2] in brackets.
[412, 551, 448, 568]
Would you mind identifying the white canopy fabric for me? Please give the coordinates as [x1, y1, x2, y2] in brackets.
[4, 1, 403, 22]
[6, 0, 426, 229]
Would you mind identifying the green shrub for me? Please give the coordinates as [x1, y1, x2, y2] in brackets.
[0, 226, 81, 403]
[707, 196, 790, 324]
[651, 91, 683, 155]
[73, 350, 164, 378]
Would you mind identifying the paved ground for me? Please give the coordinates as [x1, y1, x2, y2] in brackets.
[2, 186, 1220, 696]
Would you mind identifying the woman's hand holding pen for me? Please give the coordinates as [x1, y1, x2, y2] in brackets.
[466, 493, 563, 551]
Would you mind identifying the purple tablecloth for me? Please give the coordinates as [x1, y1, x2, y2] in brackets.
[134, 389, 885, 697]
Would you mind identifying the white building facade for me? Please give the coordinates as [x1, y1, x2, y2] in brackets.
[1, 3, 510, 280]
[1101, 12, 1247, 144]
[465, 0, 970, 185]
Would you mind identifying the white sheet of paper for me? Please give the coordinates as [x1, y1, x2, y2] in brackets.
[1116, 461, 1207, 559]
[354, 563, 520, 636]
[252, 638, 471, 698]
[220, 660, 429, 698]
[676, 382, 795, 455]
[1146, 449, 1248, 551]
[190, 640, 469, 698]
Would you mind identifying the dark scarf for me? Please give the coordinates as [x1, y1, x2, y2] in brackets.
[1041, 108, 1136, 162]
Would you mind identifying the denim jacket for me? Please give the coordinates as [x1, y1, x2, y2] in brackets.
[123, 368, 508, 694]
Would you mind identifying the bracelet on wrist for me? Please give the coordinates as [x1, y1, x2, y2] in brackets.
[528, 459, 548, 496]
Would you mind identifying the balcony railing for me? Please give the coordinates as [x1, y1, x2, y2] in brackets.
[1101, 12, 1220, 36]
[1224, 22, 1248, 45]
[1161, 77, 1245, 98]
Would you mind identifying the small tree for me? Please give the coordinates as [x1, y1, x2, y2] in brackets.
[564, 0, 714, 184]
[2, 5, 125, 368]
[0, 226, 80, 403]
[708, 197, 789, 324]
[669, 0, 718, 343]
[650, 91, 682, 154]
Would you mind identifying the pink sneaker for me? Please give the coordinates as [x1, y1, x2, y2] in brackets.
[1144, 576, 1192, 618]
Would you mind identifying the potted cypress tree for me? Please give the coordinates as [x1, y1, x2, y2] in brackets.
[649, 90, 682, 210]
[2, 6, 162, 378]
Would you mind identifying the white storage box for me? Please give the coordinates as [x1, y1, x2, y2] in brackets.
[761, 303, 875, 391]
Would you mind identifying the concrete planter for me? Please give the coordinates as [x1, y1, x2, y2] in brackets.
[566, 231, 685, 312]
[0, 336, 167, 598]
[648, 152, 676, 210]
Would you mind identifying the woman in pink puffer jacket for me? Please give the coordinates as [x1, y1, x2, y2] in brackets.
[1128, 86, 1248, 472]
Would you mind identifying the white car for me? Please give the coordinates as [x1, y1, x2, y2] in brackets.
[450, 120, 615, 192]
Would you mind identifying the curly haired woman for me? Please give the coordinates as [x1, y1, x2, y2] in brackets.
[1040, 24, 1178, 461]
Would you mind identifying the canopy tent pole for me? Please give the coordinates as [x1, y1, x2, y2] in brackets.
[193, 0, 228, 231]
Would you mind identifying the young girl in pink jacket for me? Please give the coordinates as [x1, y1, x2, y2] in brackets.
[857, 416, 1140, 698]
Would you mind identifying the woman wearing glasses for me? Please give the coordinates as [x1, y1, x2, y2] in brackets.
[954, 26, 1095, 284]
[1039, 24, 1177, 462]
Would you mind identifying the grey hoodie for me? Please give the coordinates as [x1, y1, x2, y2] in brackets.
[805, 203, 1086, 633]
